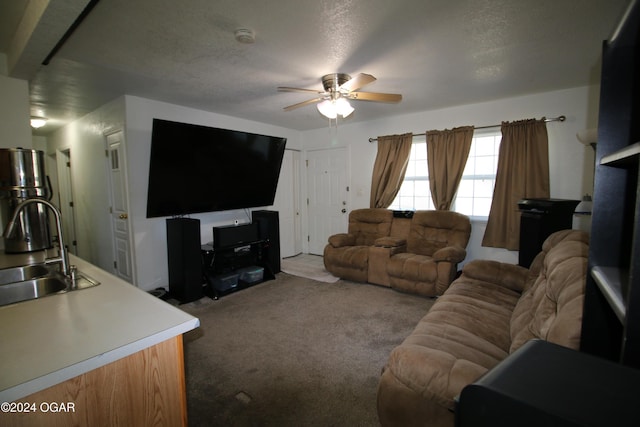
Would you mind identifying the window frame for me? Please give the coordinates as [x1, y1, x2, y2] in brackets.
[388, 129, 501, 221]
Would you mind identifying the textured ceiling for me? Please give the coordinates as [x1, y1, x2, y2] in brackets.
[0, 0, 631, 135]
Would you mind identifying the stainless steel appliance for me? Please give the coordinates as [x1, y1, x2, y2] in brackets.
[0, 148, 52, 253]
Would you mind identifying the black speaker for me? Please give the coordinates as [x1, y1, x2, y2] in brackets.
[252, 210, 281, 273]
[517, 198, 579, 268]
[166, 218, 203, 303]
[212, 222, 259, 248]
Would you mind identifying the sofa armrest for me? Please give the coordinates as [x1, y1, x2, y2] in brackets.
[432, 245, 466, 263]
[327, 233, 356, 248]
[461, 259, 529, 292]
[379, 346, 489, 419]
[369, 244, 407, 287]
[374, 236, 407, 248]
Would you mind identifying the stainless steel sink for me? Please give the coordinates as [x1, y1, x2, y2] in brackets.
[0, 264, 51, 285]
[0, 264, 100, 307]
[0, 274, 67, 306]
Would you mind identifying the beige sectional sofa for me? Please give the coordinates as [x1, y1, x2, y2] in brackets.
[376, 229, 589, 427]
[323, 209, 472, 297]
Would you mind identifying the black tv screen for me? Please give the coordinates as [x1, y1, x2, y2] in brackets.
[146, 119, 287, 218]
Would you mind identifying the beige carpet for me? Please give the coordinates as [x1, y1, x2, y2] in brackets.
[180, 272, 434, 426]
[281, 253, 340, 283]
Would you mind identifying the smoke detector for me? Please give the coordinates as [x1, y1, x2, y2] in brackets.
[234, 28, 255, 44]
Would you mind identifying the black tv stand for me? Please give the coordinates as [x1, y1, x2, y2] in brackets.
[165, 212, 280, 303]
[201, 239, 275, 299]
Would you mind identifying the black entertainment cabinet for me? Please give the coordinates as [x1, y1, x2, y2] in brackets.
[202, 238, 275, 299]
[517, 198, 579, 268]
[166, 211, 280, 303]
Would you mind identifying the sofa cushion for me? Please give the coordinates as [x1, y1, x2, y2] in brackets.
[509, 230, 589, 353]
[322, 245, 369, 282]
[375, 236, 407, 248]
[387, 253, 438, 283]
[389, 216, 412, 238]
[349, 208, 393, 245]
[385, 278, 521, 411]
[406, 211, 471, 256]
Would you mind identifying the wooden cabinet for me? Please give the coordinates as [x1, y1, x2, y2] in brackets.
[580, 0, 640, 367]
[0, 336, 188, 427]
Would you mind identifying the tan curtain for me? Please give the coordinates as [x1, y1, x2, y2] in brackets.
[426, 126, 474, 210]
[482, 119, 550, 250]
[370, 133, 413, 208]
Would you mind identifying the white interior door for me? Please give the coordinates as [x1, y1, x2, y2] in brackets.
[106, 131, 135, 284]
[272, 149, 302, 258]
[307, 147, 349, 255]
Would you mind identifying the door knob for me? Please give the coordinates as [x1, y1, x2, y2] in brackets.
[119, 213, 128, 219]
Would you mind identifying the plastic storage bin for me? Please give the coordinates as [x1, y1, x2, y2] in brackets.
[212, 273, 239, 291]
[238, 266, 264, 283]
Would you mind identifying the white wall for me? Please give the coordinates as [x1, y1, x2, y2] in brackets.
[301, 85, 600, 265]
[46, 97, 126, 270]
[124, 96, 303, 290]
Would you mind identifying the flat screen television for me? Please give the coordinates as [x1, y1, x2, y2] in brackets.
[146, 119, 287, 218]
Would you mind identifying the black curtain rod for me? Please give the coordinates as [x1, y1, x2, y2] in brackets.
[367, 115, 566, 143]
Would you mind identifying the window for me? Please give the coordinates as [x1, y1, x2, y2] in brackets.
[388, 141, 434, 211]
[388, 131, 501, 219]
[455, 132, 501, 217]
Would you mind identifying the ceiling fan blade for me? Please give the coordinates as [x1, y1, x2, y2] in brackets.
[339, 73, 376, 92]
[348, 91, 402, 103]
[283, 97, 324, 111]
[278, 86, 325, 94]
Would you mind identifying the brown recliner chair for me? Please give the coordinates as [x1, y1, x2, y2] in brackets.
[324, 209, 471, 297]
[323, 208, 393, 282]
[385, 210, 471, 296]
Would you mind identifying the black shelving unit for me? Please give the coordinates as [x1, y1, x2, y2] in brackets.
[201, 239, 275, 299]
[580, 0, 640, 368]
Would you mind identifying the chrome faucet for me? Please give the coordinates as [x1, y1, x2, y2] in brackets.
[3, 198, 71, 277]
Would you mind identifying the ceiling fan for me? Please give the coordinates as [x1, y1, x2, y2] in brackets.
[278, 73, 402, 119]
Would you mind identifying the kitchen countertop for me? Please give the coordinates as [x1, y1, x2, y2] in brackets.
[0, 251, 200, 402]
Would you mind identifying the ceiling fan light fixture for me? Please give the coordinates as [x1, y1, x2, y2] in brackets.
[335, 97, 354, 117]
[280, 72, 401, 119]
[317, 100, 337, 119]
[317, 98, 354, 119]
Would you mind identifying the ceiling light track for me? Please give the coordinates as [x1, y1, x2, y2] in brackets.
[42, 0, 101, 65]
